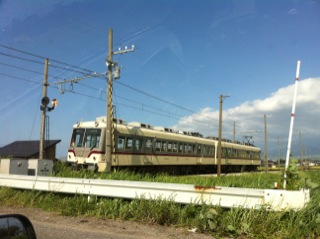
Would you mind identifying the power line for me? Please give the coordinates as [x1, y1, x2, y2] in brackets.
[0, 62, 63, 81]
[0, 51, 43, 65]
[0, 50, 90, 76]
[0, 44, 93, 74]
[115, 81, 196, 114]
[0, 45, 250, 135]
[0, 72, 59, 91]
[0, 72, 42, 85]
[0, 44, 198, 117]
[0, 62, 249, 136]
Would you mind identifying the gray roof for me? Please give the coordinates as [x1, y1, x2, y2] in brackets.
[0, 140, 61, 158]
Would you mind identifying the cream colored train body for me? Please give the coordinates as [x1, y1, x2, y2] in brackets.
[67, 117, 261, 173]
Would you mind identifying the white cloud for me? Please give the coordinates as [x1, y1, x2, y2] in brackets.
[287, 8, 298, 15]
[174, 78, 320, 157]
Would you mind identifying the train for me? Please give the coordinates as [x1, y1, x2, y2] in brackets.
[67, 116, 261, 173]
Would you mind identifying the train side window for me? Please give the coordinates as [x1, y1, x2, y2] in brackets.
[207, 146, 211, 156]
[134, 138, 142, 151]
[222, 148, 227, 157]
[117, 136, 125, 149]
[145, 138, 153, 149]
[173, 142, 178, 152]
[167, 142, 173, 152]
[202, 145, 206, 156]
[246, 150, 251, 159]
[162, 141, 167, 152]
[256, 152, 259, 159]
[188, 144, 193, 154]
[155, 141, 161, 152]
[249, 151, 253, 159]
[184, 144, 188, 153]
[240, 150, 245, 158]
[192, 144, 196, 154]
[196, 144, 201, 155]
[178, 143, 184, 153]
[126, 137, 133, 149]
[232, 148, 237, 157]
[209, 146, 214, 156]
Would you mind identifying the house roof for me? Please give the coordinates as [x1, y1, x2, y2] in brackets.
[0, 140, 61, 158]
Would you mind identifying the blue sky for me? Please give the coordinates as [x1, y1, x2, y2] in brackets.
[1, 0, 320, 160]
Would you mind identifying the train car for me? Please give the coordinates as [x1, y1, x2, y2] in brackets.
[67, 116, 261, 173]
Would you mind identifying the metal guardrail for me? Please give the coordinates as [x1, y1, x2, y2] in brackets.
[0, 174, 310, 211]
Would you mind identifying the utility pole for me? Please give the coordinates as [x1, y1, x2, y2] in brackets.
[39, 58, 49, 160]
[105, 29, 114, 172]
[233, 121, 236, 143]
[264, 114, 269, 173]
[277, 136, 281, 168]
[217, 95, 229, 177]
[299, 131, 303, 167]
[104, 28, 134, 172]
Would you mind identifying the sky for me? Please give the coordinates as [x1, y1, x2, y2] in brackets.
[1, 0, 320, 160]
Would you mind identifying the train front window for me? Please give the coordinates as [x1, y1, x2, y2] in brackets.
[71, 128, 101, 148]
[71, 129, 85, 147]
[84, 129, 101, 148]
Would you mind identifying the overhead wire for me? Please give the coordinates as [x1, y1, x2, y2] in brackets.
[0, 61, 63, 81]
[0, 44, 93, 74]
[0, 51, 43, 65]
[0, 45, 204, 119]
[114, 80, 195, 114]
[1, 44, 258, 137]
[0, 72, 43, 85]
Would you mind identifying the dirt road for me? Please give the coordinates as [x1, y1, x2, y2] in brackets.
[0, 207, 215, 239]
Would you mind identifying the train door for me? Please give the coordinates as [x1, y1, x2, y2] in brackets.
[196, 144, 202, 164]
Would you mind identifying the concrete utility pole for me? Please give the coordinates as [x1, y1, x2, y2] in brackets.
[217, 95, 229, 177]
[39, 58, 49, 160]
[233, 121, 236, 143]
[299, 131, 303, 167]
[277, 136, 281, 168]
[264, 114, 269, 173]
[105, 29, 114, 172]
[104, 28, 134, 172]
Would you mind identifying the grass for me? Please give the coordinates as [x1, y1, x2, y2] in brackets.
[53, 161, 283, 189]
[1, 162, 320, 238]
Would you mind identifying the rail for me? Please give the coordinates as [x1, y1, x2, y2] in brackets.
[0, 174, 310, 211]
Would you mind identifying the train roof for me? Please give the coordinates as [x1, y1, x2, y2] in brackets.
[120, 121, 260, 151]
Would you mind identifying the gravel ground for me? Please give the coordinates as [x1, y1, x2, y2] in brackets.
[0, 207, 216, 239]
